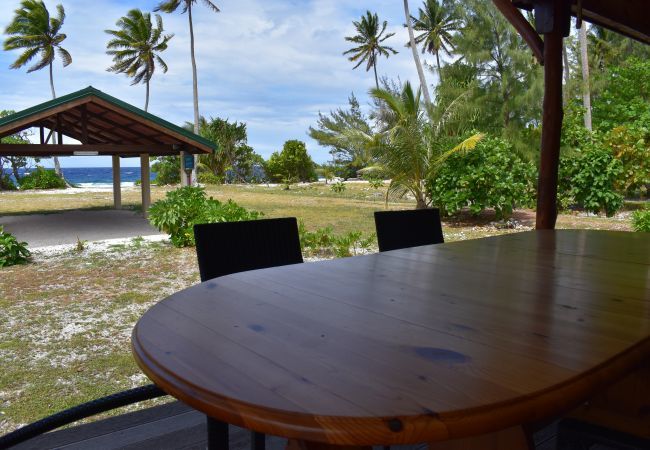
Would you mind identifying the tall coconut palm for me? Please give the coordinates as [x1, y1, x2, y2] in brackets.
[403, 0, 432, 107]
[3, 0, 71, 177]
[366, 81, 483, 209]
[578, 23, 592, 131]
[343, 11, 397, 89]
[105, 9, 173, 112]
[408, 0, 460, 80]
[155, 0, 220, 185]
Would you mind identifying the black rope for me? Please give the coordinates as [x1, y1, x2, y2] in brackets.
[0, 384, 166, 449]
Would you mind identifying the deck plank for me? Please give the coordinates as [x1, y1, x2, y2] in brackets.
[9, 400, 576, 450]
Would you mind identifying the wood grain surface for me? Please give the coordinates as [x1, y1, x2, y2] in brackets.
[132, 230, 650, 446]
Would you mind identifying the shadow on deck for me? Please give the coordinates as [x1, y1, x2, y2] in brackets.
[11, 401, 566, 450]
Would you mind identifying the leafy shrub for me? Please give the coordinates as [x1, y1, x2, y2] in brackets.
[428, 136, 537, 219]
[197, 170, 224, 185]
[151, 156, 180, 185]
[362, 173, 384, 189]
[603, 121, 649, 197]
[0, 226, 30, 267]
[331, 181, 346, 193]
[18, 166, 66, 190]
[148, 186, 261, 247]
[632, 205, 650, 232]
[266, 140, 317, 183]
[0, 173, 17, 190]
[558, 146, 624, 216]
[298, 221, 374, 258]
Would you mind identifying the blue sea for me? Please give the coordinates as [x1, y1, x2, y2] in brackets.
[4, 167, 157, 188]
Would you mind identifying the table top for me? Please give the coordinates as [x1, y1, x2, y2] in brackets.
[132, 230, 650, 445]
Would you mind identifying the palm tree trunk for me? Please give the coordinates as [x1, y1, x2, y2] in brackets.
[579, 24, 592, 131]
[372, 58, 379, 90]
[403, 0, 432, 107]
[188, 2, 199, 185]
[145, 79, 150, 112]
[49, 61, 63, 178]
[435, 50, 442, 83]
[562, 42, 570, 105]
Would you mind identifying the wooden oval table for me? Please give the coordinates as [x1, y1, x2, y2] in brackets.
[132, 230, 650, 449]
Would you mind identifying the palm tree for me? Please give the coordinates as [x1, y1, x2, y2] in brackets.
[3, 0, 71, 177]
[366, 81, 483, 209]
[578, 23, 592, 131]
[408, 0, 460, 80]
[343, 11, 397, 89]
[403, 0, 432, 107]
[105, 10, 173, 112]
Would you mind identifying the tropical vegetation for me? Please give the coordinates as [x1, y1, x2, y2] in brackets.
[0, 226, 30, 267]
[3, 0, 71, 180]
[105, 9, 173, 112]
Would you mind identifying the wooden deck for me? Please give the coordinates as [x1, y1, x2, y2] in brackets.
[10, 401, 566, 450]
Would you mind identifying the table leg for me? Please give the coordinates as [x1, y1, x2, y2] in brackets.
[207, 416, 229, 450]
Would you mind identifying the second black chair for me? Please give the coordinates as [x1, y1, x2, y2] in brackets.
[193, 217, 303, 450]
[374, 208, 444, 252]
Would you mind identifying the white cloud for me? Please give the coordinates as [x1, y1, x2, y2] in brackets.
[0, 0, 440, 167]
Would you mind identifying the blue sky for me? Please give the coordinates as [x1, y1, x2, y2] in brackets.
[1, 0, 437, 167]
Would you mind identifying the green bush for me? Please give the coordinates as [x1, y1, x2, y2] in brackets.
[197, 170, 224, 185]
[18, 166, 66, 190]
[330, 181, 346, 193]
[148, 186, 261, 247]
[298, 221, 374, 258]
[558, 146, 624, 216]
[0, 173, 17, 190]
[266, 140, 317, 183]
[632, 205, 650, 232]
[428, 136, 537, 219]
[0, 226, 30, 267]
[151, 156, 180, 185]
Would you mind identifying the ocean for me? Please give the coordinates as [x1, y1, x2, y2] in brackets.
[3, 167, 157, 188]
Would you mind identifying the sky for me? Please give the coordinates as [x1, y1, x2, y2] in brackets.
[0, 0, 439, 168]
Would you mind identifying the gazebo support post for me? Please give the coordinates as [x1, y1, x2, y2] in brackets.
[534, 0, 570, 230]
[536, 30, 564, 229]
[112, 155, 122, 210]
[140, 154, 151, 218]
[180, 151, 190, 186]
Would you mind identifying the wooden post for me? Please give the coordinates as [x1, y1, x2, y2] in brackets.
[112, 155, 122, 210]
[535, 1, 568, 230]
[141, 154, 151, 218]
[39, 126, 44, 144]
[180, 150, 189, 186]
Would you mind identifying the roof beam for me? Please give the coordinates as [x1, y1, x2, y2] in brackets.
[492, 0, 545, 64]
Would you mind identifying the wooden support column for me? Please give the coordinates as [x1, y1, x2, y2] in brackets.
[112, 155, 122, 210]
[535, 1, 568, 230]
[180, 150, 189, 186]
[140, 154, 151, 217]
[39, 126, 44, 144]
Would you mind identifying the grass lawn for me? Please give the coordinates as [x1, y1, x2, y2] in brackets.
[0, 182, 635, 433]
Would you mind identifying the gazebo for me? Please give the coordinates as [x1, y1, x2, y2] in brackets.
[0, 86, 216, 216]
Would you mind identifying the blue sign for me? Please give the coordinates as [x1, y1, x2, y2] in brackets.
[183, 154, 195, 171]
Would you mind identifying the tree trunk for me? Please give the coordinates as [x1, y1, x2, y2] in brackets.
[49, 61, 63, 178]
[579, 24, 592, 131]
[188, 3, 199, 185]
[145, 79, 150, 112]
[435, 50, 442, 83]
[372, 56, 379, 90]
[403, 0, 432, 107]
[562, 42, 570, 105]
[415, 196, 427, 209]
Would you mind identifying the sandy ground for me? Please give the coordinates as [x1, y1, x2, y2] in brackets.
[1, 209, 163, 247]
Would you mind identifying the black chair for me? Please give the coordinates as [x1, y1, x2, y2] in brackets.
[374, 208, 444, 252]
[0, 384, 166, 449]
[194, 217, 303, 450]
[194, 217, 303, 282]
